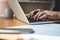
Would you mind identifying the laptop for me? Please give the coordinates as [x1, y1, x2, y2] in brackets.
[7, 0, 58, 25]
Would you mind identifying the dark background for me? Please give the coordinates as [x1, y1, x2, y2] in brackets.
[53, 0, 60, 11]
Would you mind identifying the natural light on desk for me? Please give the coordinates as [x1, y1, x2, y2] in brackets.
[5, 24, 60, 40]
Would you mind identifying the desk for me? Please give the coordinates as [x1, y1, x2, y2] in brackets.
[0, 34, 23, 40]
[0, 34, 60, 40]
[0, 17, 27, 28]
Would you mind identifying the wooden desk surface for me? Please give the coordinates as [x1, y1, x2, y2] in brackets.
[0, 34, 23, 40]
[0, 17, 27, 28]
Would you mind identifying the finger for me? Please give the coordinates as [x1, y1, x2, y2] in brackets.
[32, 9, 41, 16]
[36, 12, 46, 20]
[33, 11, 45, 20]
[36, 12, 42, 20]
[28, 9, 43, 18]
[39, 14, 47, 19]
[33, 12, 40, 20]
[28, 10, 39, 18]
[28, 11, 35, 18]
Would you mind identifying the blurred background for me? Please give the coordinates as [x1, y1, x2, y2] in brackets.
[19, 0, 55, 14]
[0, 0, 55, 15]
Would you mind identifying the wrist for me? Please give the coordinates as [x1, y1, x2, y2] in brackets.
[57, 13, 60, 19]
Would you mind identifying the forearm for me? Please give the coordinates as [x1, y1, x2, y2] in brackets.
[49, 11, 60, 19]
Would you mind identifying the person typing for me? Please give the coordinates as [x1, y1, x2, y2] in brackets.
[27, 0, 60, 21]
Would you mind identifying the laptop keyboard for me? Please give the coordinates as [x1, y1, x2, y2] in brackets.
[27, 18, 47, 22]
[27, 17, 60, 23]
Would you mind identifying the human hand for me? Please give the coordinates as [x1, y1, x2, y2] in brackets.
[28, 9, 59, 21]
[27, 9, 44, 18]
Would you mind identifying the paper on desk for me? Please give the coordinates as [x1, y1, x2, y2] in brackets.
[6, 24, 60, 36]
[21, 34, 60, 40]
